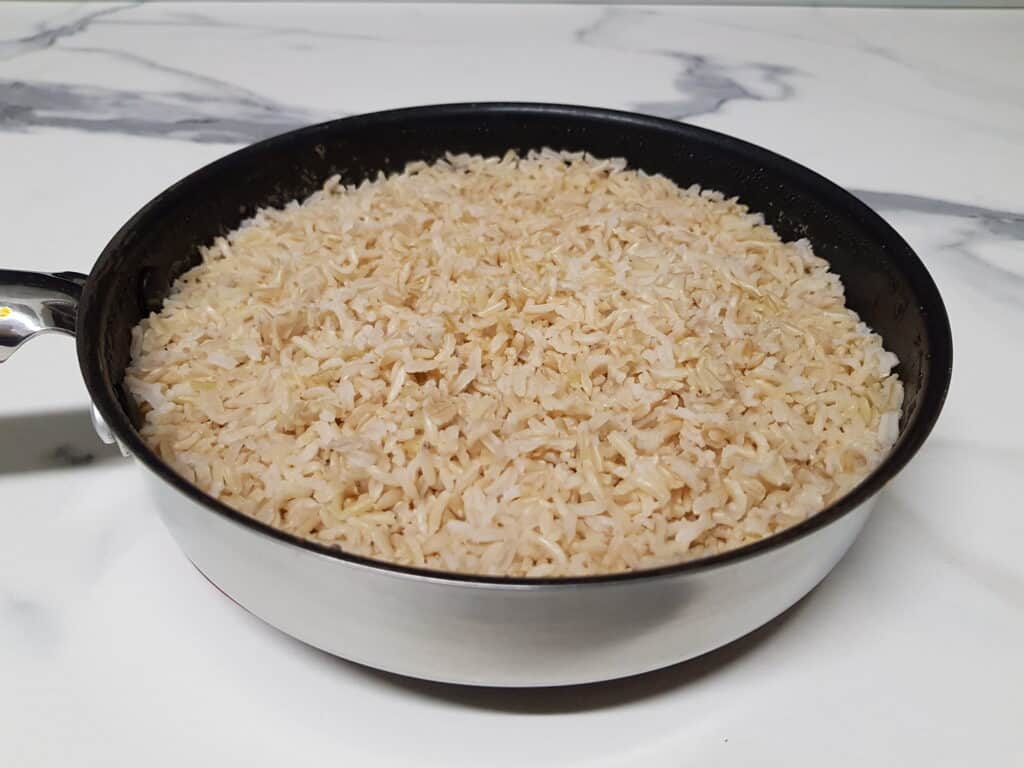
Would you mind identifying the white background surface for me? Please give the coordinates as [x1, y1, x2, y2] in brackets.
[1, 3, 1022, 766]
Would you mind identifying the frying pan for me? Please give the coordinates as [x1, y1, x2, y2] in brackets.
[0, 104, 952, 686]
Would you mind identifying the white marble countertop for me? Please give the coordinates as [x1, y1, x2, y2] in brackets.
[1, 3, 1022, 766]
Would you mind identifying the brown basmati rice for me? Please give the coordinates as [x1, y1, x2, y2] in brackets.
[126, 150, 903, 577]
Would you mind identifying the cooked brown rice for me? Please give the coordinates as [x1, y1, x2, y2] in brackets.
[126, 150, 903, 577]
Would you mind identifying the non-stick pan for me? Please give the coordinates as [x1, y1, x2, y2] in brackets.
[0, 103, 952, 686]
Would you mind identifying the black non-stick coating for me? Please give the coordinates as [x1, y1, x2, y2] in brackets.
[79, 103, 952, 583]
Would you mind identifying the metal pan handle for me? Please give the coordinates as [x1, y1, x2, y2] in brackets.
[0, 270, 87, 362]
[0, 269, 128, 454]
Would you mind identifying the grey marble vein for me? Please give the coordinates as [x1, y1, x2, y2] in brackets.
[99, 8, 385, 43]
[0, 3, 137, 62]
[940, 231, 1022, 305]
[852, 191, 1024, 240]
[634, 52, 797, 122]
[853, 190, 1024, 302]
[0, 78, 320, 144]
[69, 43, 302, 107]
[576, 7, 800, 121]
